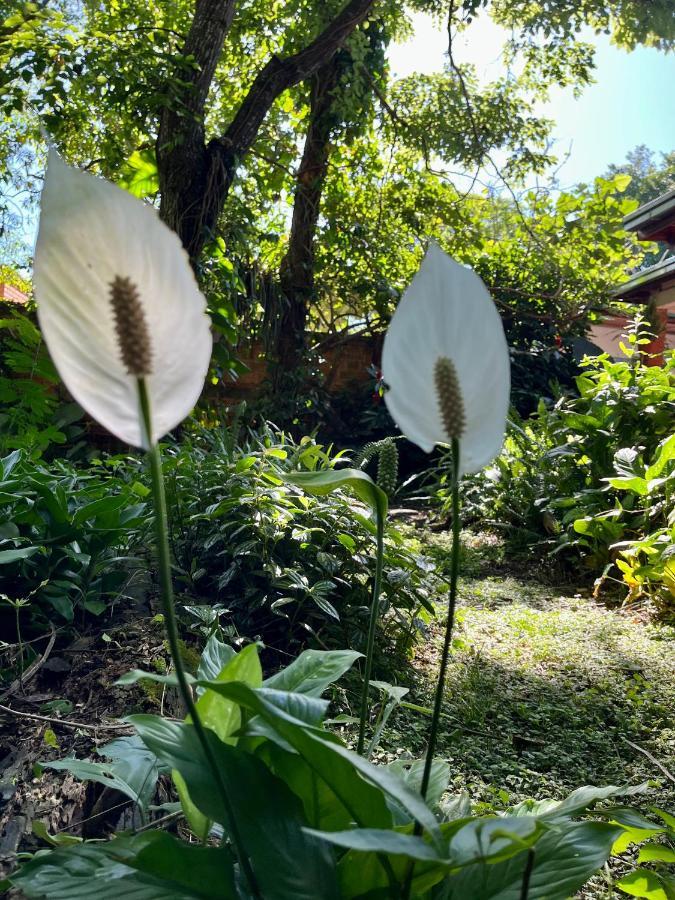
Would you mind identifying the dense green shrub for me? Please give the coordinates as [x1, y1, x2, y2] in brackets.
[0, 305, 85, 457]
[163, 425, 443, 653]
[0, 449, 150, 626]
[433, 324, 675, 607]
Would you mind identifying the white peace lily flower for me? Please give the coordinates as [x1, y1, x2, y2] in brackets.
[34, 150, 212, 448]
[382, 242, 510, 475]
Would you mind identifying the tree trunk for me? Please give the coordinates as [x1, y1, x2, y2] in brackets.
[271, 55, 343, 383]
[156, 0, 377, 262]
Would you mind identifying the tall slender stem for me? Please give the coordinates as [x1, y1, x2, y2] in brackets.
[520, 849, 535, 900]
[420, 437, 460, 797]
[402, 438, 461, 900]
[138, 380, 261, 899]
[357, 513, 385, 755]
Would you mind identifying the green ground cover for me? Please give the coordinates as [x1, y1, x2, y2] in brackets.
[371, 528, 675, 894]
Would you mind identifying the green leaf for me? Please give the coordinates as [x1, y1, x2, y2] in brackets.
[606, 476, 649, 496]
[637, 843, 675, 864]
[194, 642, 262, 743]
[444, 821, 622, 900]
[0, 546, 39, 564]
[9, 831, 237, 899]
[304, 826, 443, 861]
[196, 634, 236, 686]
[172, 768, 211, 842]
[118, 149, 159, 199]
[387, 758, 450, 812]
[617, 868, 672, 900]
[646, 433, 675, 480]
[196, 681, 442, 843]
[130, 715, 339, 899]
[264, 648, 362, 697]
[32, 820, 82, 847]
[42, 735, 160, 813]
[283, 469, 388, 524]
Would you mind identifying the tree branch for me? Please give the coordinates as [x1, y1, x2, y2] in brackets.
[220, 0, 377, 158]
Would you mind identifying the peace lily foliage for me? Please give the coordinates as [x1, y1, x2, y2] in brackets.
[382, 242, 510, 474]
[34, 150, 212, 448]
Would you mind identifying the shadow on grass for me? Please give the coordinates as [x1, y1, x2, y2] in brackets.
[380, 623, 675, 810]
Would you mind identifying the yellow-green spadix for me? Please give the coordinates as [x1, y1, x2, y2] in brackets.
[382, 242, 510, 475]
[33, 150, 212, 448]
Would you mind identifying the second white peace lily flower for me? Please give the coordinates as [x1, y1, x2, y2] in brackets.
[382, 242, 510, 475]
[34, 150, 212, 448]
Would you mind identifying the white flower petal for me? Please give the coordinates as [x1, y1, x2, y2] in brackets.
[34, 150, 212, 448]
[382, 242, 510, 474]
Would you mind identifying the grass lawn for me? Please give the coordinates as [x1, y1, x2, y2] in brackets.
[372, 527, 675, 896]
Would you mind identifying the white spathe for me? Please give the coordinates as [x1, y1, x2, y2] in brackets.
[382, 242, 510, 475]
[34, 150, 212, 448]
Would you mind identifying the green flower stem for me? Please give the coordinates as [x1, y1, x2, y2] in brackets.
[138, 380, 261, 900]
[357, 513, 385, 756]
[420, 437, 460, 797]
[520, 848, 535, 899]
[402, 439, 461, 900]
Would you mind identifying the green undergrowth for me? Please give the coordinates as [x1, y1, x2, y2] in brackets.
[376, 528, 675, 816]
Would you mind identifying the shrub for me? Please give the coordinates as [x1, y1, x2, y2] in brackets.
[432, 323, 675, 606]
[163, 424, 443, 654]
[0, 449, 150, 628]
[0, 305, 85, 457]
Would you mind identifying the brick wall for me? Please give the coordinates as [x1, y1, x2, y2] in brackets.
[218, 333, 382, 402]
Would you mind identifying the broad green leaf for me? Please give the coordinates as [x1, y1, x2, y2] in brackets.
[638, 843, 675, 864]
[445, 816, 543, 867]
[9, 831, 236, 899]
[304, 826, 443, 861]
[32, 821, 82, 847]
[646, 433, 675, 480]
[387, 758, 450, 812]
[0, 546, 39, 564]
[130, 715, 338, 900]
[42, 735, 160, 813]
[264, 648, 362, 696]
[283, 469, 388, 523]
[118, 149, 159, 199]
[264, 743, 356, 831]
[196, 634, 236, 686]
[194, 642, 262, 743]
[606, 476, 649, 496]
[172, 768, 211, 843]
[534, 784, 633, 823]
[197, 680, 441, 843]
[617, 868, 672, 900]
[444, 821, 622, 900]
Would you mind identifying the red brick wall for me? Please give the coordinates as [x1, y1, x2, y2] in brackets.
[218, 333, 381, 402]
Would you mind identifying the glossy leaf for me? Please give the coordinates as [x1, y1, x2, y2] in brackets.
[9, 831, 237, 899]
[264, 648, 362, 697]
[283, 469, 388, 524]
[130, 715, 338, 900]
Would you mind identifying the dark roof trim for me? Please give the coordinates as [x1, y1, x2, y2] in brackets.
[622, 188, 675, 240]
[612, 254, 675, 301]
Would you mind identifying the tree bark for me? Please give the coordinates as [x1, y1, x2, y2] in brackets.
[271, 55, 343, 381]
[157, 0, 377, 261]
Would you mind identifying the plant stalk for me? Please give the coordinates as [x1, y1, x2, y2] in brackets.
[420, 437, 460, 797]
[520, 848, 535, 900]
[357, 513, 385, 755]
[138, 380, 261, 899]
[402, 438, 460, 900]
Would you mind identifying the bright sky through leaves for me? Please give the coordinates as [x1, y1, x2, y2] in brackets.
[388, 12, 675, 188]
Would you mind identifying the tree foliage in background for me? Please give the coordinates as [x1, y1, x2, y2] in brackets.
[1, 0, 673, 421]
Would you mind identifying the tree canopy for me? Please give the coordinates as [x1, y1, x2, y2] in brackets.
[1, 0, 673, 412]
